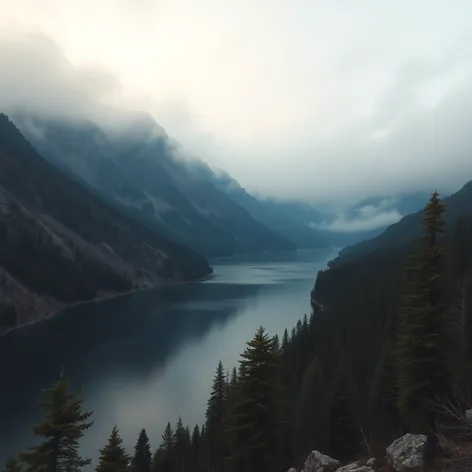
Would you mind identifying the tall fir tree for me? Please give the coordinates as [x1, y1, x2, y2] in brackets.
[396, 191, 450, 434]
[173, 418, 190, 472]
[152, 423, 175, 472]
[96, 426, 131, 472]
[132, 429, 151, 472]
[20, 372, 93, 472]
[205, 361, 227, 472]
[226, 326, 280, 472]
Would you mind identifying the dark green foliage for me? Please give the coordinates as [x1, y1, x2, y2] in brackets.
[173, 418, 191, 472]
[1, 456, 23, 472]
[293, 358, 330, 461]
[132, 429, 152, 472]
[152, 423, 175, 472]
[225, 327, 280, 472]
[96, 426, 131, 472]
[329, 358, 362, 462]
[20, 371, 93, 472]
[396, 191, 450, 433]
[205, 361, 227, 472]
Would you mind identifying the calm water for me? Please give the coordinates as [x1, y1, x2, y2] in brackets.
[0, 249, 334, 463]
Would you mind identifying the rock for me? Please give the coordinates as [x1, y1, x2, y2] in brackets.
[466, 408, 472, 423]
[287, 468, 297, 472]
[366, 457, 376, 467]
[335, 463, 360, 472]
[386, 433, 428, 471]
[335, 464, 374, 472]
[304, 450, 341, 472]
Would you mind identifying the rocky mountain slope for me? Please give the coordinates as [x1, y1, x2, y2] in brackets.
[14, 113, 295, 257]
[0, 114, 212, 331]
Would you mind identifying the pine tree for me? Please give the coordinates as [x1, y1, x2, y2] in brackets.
[173, 418, 190, 472]
[226, 326, 279, 472]
[2, 457, 23, 472]
[205, 361, 227, 472]
[96, 426, 131, 472]
[20, 372, 93, 472]
[152, 423, 175, 472]
[190, 425, 201, 463]
[396, 191, 450, 434]
[132, 429, 151, 472]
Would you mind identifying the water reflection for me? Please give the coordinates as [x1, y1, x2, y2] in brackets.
[0, 249, 331, 462]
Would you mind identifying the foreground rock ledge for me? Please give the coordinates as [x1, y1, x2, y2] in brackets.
[288, 432, 429, 472]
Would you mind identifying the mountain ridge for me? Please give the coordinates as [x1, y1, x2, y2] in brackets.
[14, 113, 296, 257]
[0, 113, 212, 331]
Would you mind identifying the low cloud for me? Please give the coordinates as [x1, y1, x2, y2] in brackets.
[313, 199, 403, 233]
[1, 1, 472, 209]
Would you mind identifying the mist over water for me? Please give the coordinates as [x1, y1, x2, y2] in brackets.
[0, 249, 334, 463]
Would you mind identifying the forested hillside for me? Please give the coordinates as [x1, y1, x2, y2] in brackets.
[5, 190, 472, 472]
[0, 114, 212, 331]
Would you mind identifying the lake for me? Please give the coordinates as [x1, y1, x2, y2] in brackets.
[0, 248, 335, 463]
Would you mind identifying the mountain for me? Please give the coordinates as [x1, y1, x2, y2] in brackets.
[330, 182, 472, 267]
[0, 114, 212, 331]
[14, 113, 296, 257]
[182, 163, 334, 248]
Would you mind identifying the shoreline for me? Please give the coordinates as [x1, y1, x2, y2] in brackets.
[0, 272, 214, 337]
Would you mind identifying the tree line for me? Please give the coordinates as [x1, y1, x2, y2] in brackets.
[3, 191, 472, 472]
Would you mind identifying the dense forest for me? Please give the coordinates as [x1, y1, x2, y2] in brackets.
[4, 191, 472, 472]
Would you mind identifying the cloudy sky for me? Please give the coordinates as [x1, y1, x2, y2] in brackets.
[1, 0, 472, 211]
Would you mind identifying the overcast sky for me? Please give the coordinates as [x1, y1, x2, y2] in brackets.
[1, 0, 472, 210]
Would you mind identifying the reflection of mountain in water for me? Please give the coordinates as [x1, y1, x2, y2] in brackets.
[0, 281, 261, 459]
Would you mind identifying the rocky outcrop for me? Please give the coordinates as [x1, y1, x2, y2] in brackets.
[304, 450, 341, 472]
[289, 432, 431, 472]
[386, 433, 428, 471]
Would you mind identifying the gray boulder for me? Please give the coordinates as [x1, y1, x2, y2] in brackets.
[304, 450, 341, 472]
[465, 408, 472, 424]
[386, 433, 428, 471]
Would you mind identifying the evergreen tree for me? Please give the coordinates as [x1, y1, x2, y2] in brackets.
[2, 457, 23, 472]
[226, 326, 279, 472]
[96, 426, 131, 472]
[20, 372, 93, 472]
[152, 423, 174, 472]
[173, 418, 190, 472]
[396, 191, 450, 434]
[205, 361, 227, 472]
[132, 429, 151, 472]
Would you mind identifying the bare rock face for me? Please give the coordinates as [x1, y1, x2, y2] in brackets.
[386, 433, 428, 471]
[366, 458, 377, 467]
[304, 450, 341, 472]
